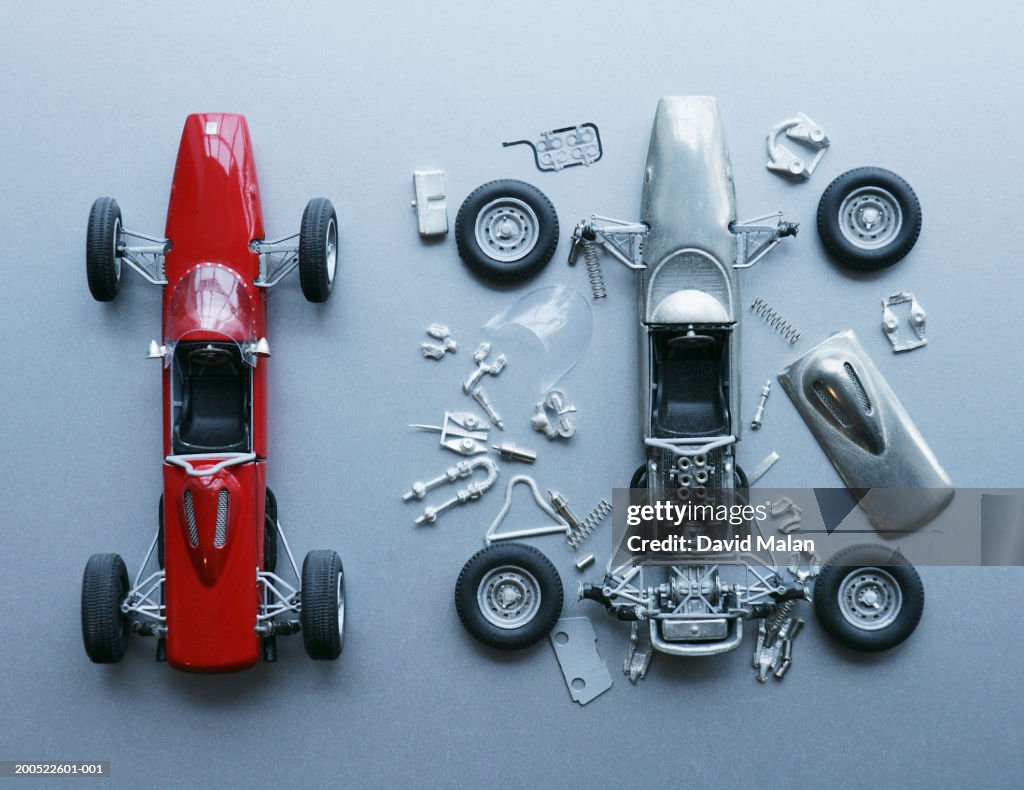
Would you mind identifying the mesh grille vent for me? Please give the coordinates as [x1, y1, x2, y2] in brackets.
[183, 489, 199, 547]
[813, 380, 851, 427]
[214, 489, 230, 548]
[844, 362, 872, 413]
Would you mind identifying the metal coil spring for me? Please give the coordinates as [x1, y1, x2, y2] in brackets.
[750, 297, 801, 344]
[566, 498, 613, 548]
[765, 599, 795, 643]
[582, 240, 607, 300]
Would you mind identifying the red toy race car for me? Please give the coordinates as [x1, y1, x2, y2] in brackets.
[81, 113, 344, 672]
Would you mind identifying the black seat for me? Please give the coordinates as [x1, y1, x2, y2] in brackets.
[172, 344, 251, 454]
[653, 333, 729, 437]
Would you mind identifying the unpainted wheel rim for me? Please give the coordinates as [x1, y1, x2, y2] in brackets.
[112, 216, 122, 281]
[838, 566, 902, 631]
[325, 218, 337, 284]
[838, 186, 902, 250]
[474, 198, 539, 263]
[477, 564, 541, 630]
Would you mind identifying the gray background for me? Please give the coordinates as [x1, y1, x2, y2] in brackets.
[1, 1, 1022, 787]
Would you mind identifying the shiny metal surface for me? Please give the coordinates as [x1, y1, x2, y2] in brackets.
[777, 330, 954, 530]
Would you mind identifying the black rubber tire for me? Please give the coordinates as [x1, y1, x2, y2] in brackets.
[816, 167, 922, 271]
[264, 488, 278, 574]
[455, 179, 559, 283]
[81, 553, 130, 663]
[86, 197, 122, 301]
[300, 549, 344, 660]
[814, 543, 924, 652]
[630, 463, 649, 489]
[455, 543, 562, 650]
[298, 198, 338, 303]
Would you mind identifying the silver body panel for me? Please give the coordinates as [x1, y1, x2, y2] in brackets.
[777, 330, 953, 530]
[638, 97, 741, 447]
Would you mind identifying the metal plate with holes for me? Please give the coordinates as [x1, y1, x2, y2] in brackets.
[548, 617, 613, 705]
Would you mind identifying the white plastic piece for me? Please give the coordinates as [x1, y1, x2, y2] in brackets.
[485, 475, 570, 544]
[412, 171, 448, 237]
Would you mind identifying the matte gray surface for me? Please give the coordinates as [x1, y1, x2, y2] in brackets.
[1, 1, 1022, 787]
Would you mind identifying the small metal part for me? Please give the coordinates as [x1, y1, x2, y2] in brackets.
[411, 170, 448, 237]
[503, 123, 603, 172]
[485, 475, 570, 544]
[402, 457, 500, 525]
[568, 222, 608, 300]
[788, 618, 805, 642]
[746, 451, 780, 486]
[882, 291, 927, 352]
[543, 389, 577, 415]
[731, 212, 800, 269]
[548, 489, 583, 531]
[575, 554, 596, 571]
[624, 620, 654, 684]
[471, 386, 503, 430]
[410, 411, 489, 455]
[421, 323, 457, 360]
[491, 442, 536, 464]
[566, 499, 613, 549]
[568, 215, 648, 273]
[532, 392, 577, 440]
[463, 344, 507, 393]
[766, 113, 830, 180]
[426, 323, 453, 341]
[751, 296, 801, 343]
[774, 658, 792, 679]
[549, 617, 613, 705]
[751, 380, 771, 430]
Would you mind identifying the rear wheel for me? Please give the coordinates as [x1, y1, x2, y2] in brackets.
[81, 553, 130, 663]
[298, 198, 338, 302]
[86, 197, 122, 301]
[814, 544, 924, 651]
[301, 550, 344, 659]
[455, 543, 562, 650]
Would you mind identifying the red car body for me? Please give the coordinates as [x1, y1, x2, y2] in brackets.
[160, 113, 269, 672]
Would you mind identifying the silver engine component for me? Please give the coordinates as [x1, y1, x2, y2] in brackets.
[882, 291, 927, 352]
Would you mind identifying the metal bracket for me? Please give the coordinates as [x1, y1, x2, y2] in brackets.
[409, 411, 489, 456]
[503, 123, 603, 172]
[402, 457, 500, 526]
[747, 451, 780, 486]
[252, 233, 300, 288]
[568, 215, 648, 271]
[411, 170, 448, 237]
[882, 291, 927, 352]
[766, 112, 830, 180]
[119, 227, 170, 285]
[731, 212, 799, 269]
[549, 617, 613, 705]
[484, 475, 570, 544]
[624, 619, 654, 683]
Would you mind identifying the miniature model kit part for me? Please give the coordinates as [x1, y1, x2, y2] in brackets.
[751, 380, 772, 430]
[422, 323, 458, 359]
[503, 123, 603, 172]
[575, 554, 596, 571]
[463, 344, 507, 393]
[411, 170, 448, 237]
[751, 297, 801, 343]
[455, 180, 560, 283]
[485, 476, 571, 544]
[746, 451, 780, 486]
[817, 167, 922, 271]
[492, 442, 537, 464]
[548, 490, 583, 532]
[566, 499, 613, 549]
[730, 213, 799, 270]
[531, 392, 577, 440]
[882, 291, 927, 352]
[549, 617, 614, 705]
[766, 113, 830, 180]
[403, 458, 500, 526]
[410, 411, 489, 456]
[471, 387, 504, 430]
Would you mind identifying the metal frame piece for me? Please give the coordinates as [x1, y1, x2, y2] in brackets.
[119, 227, 170, 285]
[549, 617, 614, 705]
[881, 291, 927, 352]
[766, 112, 830, 180]
[252, 233, 300, 288]
[485, 475, 570, 544]
[503, 123, 603, 172]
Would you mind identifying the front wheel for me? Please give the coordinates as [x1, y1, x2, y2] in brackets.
[81, 553, 130, 663]
[298, 198, 338, 302]
[455, 543, 562, 650]
[86, 197, 122, 301]
[814, 544, 924, 651]
[301, 550, 344, 660]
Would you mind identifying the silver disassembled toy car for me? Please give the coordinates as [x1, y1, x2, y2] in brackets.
[573, 97, 925, 682]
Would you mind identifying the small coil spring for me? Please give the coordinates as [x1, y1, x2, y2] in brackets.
[765, 599, 795, 641]
[582, 240, 607, 300]
[750, 297, 801, 344]
[566, 498, 613, 548]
